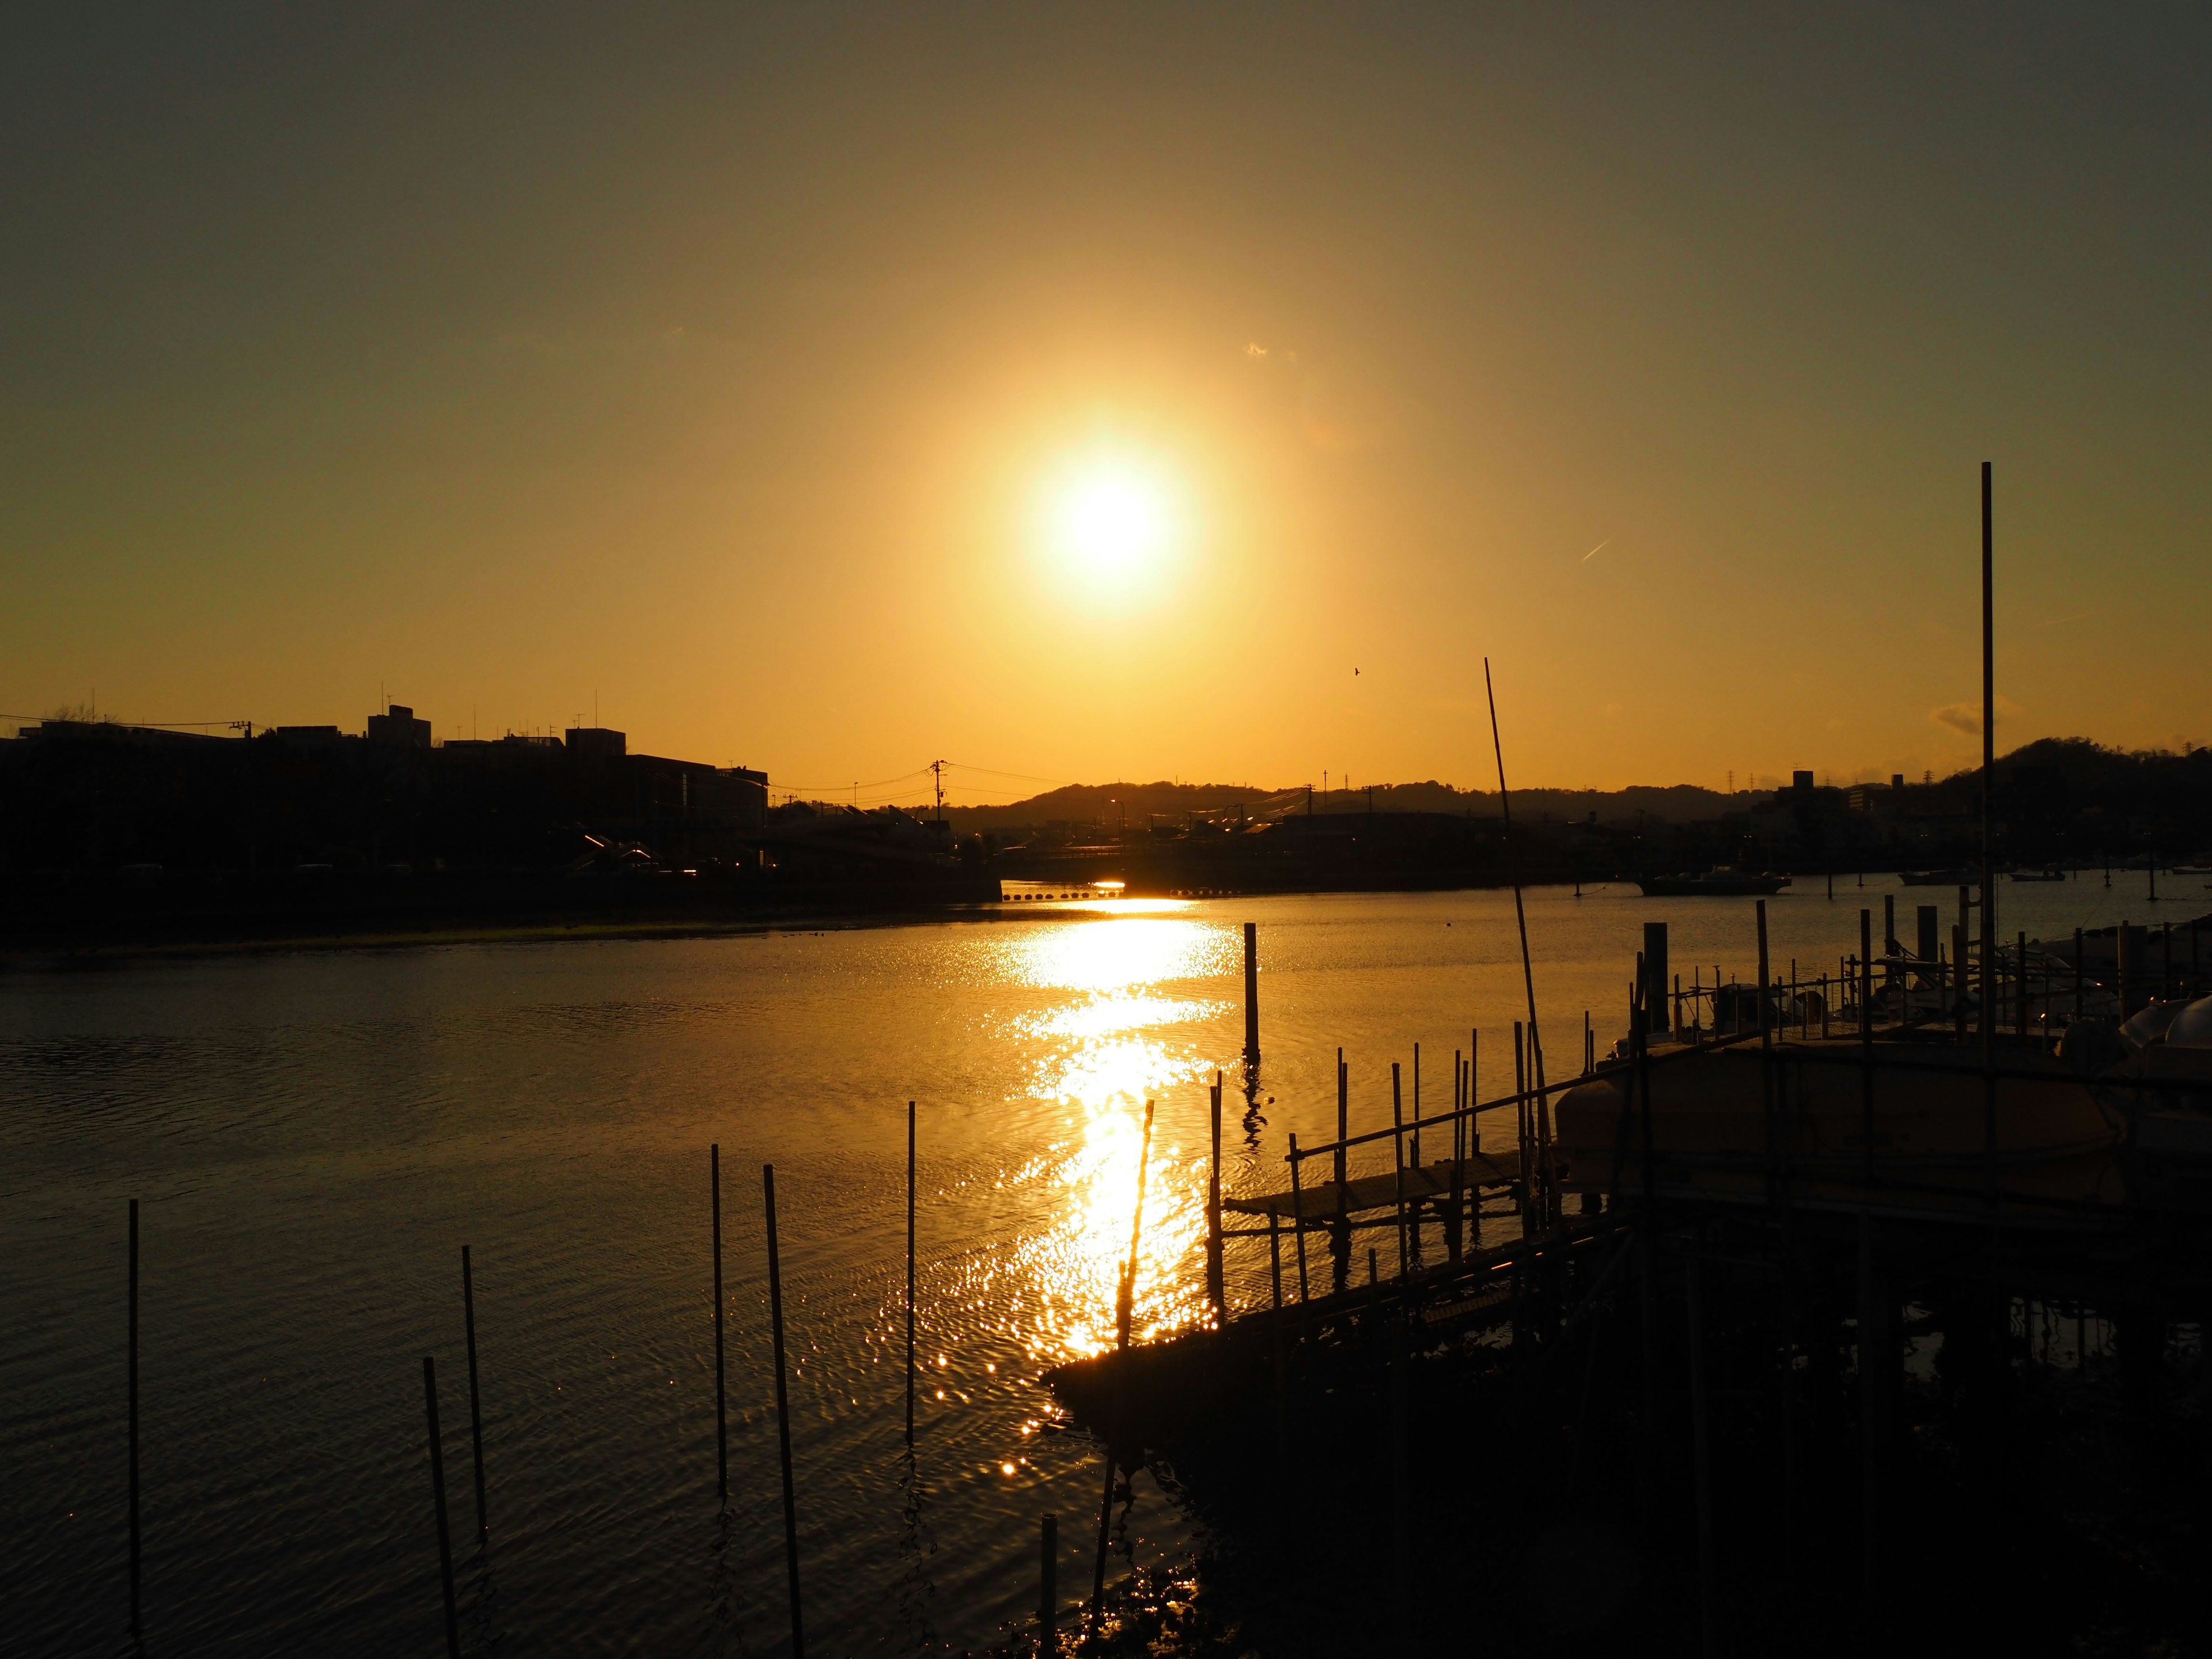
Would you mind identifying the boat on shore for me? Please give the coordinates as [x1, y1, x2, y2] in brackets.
[1635, 869, 1791, 897]
[2011, 868, 2069, 882]
[1900, 867, 1979, 887]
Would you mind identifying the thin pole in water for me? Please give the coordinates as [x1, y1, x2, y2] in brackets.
[907, 1101, 918, 1459]
[1861, 910, 1877, 1188]
[128, 1198, 141, 1642]
[422, 1357, 461, 1659]
[461, 1247, 488, 1542]
[763, 1165, 805, 1658]
[711, 1145, 728, 1506]
[1484, 657, 1548, 1223]
[1243, 923, 1260, 1062]
[1390, 1062, 1408, 1277]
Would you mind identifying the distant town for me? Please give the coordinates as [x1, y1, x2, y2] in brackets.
[1, 705, 2206, 946]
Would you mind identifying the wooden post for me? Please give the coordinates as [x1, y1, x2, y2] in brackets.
[128, 1198, 141, 1642]
[1390, 1062, 1409, 1278]
[1407, 1052, 1424, 1168]
[1287, 1136, 1310, 1302]
[1756, 902, 1771, 1050]
[1453, 1048, 1464, 1163]
[711, 1145, 728, 1506]
[461, 1246, 488, 1543]
[1332, 1051, 1350, 1293]
[1757, 907, 1775, 1210]
[1513, 1021, 1530, 1234]
[1206, 1075, 1225, 1321]
[1039, 1513, 1058, 1656]
[763, 1165, 806, 1658]
[1861, 911, 1876, 1188]
[2018, 930, 2030, 1035]
[422, 1357, 461, 1659]
[1952, 925, 1968, 1043]
[1267, 1214, 1283, 1310]
[1637, 925, 1663, 1039]
[2119, 921, 2133, 1017]
[1242, 923, 1260, 1063]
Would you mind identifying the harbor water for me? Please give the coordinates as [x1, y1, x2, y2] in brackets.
[2, 873, 2198, 1655]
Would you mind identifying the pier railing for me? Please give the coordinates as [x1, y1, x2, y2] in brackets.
[1218, 908, 2209, 1323]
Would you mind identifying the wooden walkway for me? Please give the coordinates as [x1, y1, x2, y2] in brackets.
[1221, 1152, 1521, 1223]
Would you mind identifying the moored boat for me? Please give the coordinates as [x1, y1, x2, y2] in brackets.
[1635, 869, 1791, 897]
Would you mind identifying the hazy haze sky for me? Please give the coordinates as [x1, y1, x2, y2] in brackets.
[3, 5, 2207, 801]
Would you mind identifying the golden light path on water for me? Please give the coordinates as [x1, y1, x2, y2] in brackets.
[991, 902, 1227, 1363]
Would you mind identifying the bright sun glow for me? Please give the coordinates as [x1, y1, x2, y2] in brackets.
[1037, 451, 1184, 593]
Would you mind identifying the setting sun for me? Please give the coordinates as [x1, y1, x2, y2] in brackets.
[1037, 451, 1185, 594]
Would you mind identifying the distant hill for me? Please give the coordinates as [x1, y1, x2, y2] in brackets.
[929, 738, 2212, 851]
[939, 778, 1744, 835]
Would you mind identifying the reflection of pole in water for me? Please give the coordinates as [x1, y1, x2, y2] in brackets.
[422, 1357, 462, 1659]
[1239, 1054, 1266, 1149]
[897, 1100, 937, 1647]
[710, 1145, 727, 1507]
[1090, 1100, 1156, 1634]
[904, 1102, 916, 1460]
[762, 1165, 805, 1659]
[461, 1247, 488, 1543]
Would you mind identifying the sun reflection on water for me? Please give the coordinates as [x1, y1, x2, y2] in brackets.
[987, 917, 1230, 1361]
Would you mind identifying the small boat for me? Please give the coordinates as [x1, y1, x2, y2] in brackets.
[1555, 1038, 2125, 1212]
[1636, 869, 1791, 897]
[2010, 869, 2068, 882]
[1899, 868, 1979, 887]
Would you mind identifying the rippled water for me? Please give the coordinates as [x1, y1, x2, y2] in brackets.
[2, 876, 2194, 1654]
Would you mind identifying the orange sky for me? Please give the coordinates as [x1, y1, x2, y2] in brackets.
[3, 8, 2207, 804]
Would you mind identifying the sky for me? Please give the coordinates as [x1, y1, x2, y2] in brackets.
[3, 5, 2207, 805]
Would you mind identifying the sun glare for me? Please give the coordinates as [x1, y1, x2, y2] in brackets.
[1036, 451, 1184, 594]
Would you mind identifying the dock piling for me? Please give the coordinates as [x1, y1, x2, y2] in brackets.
[1389, 1062, 1408, 1277]
[1242, 923, 1260, 1063]
[1332, 1052, 1350, 1292]
[1861, 911, 1876, 1187]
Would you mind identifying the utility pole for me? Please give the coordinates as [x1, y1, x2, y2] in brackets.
[931, 760, 945, 821]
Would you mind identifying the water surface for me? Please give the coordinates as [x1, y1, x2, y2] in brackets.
[2, 874, 2194, 1654]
